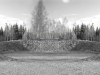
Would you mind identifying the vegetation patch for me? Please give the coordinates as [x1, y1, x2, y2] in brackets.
[22, 40, 76, 53]
[0, 40, 28, 54]
[71, 40, 100, 53]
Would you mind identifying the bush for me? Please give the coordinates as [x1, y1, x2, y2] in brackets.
[71, 40, 100, 53]
[0, 40, 27, 53]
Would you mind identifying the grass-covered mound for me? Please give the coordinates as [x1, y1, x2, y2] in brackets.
[0, 40, 28, 54]
[71, 40, 100, 54]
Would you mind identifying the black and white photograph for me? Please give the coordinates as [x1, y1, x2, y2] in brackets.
[0, 0, 100, 75]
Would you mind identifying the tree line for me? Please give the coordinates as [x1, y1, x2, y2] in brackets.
[3, 0, 100, 44]
[0, 23, 26, 42]
[73, 23, 100, 42]
[24, 18, 76, 40]
[22, 0, 76, 42]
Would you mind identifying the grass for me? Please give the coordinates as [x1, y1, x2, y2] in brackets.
[0, 59, 100, 75]
[0, 51, 97, 75]
[0, 40, 27, 54]
[0, 40, 100, 75]
[0, 40, 100, 54]
[71, 40, 100, 54]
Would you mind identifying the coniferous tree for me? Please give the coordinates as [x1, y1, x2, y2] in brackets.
[98, 28, 100, 42]
[13, 23, 19, 40]
[18, 25, 26, 39]
[4, 24, 10, 41]
[9, 25, 15, 40]
[0, 27, 3, 41]
[19, 25, 22, 39]
[80, 23, 86, 40]
[89, 24, 95, 41]
[95, 27, 99, 41]
[85, 25, 89, 40]
[31, 0, 48, 39]
[73, 25, 81, 40]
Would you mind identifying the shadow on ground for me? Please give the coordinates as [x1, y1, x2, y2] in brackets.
[1, 51, 97, 62]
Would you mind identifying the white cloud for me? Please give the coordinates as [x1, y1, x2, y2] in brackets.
[76, 15, 100, 28]
[0, 14, 24, 29]
[55, 18, 63, 24]
[22, 18, 31, 30]
[54, 18, 72, 29]
[55, 15, 100, 30]
[62, 0, 70, 3]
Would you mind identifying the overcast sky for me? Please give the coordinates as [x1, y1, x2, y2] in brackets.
[0, 0, 100, 28]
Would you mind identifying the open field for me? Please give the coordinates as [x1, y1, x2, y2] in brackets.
[0, 57, 100, 75]
[0, 52, 98, 75]
[0, 40, 100, 75]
